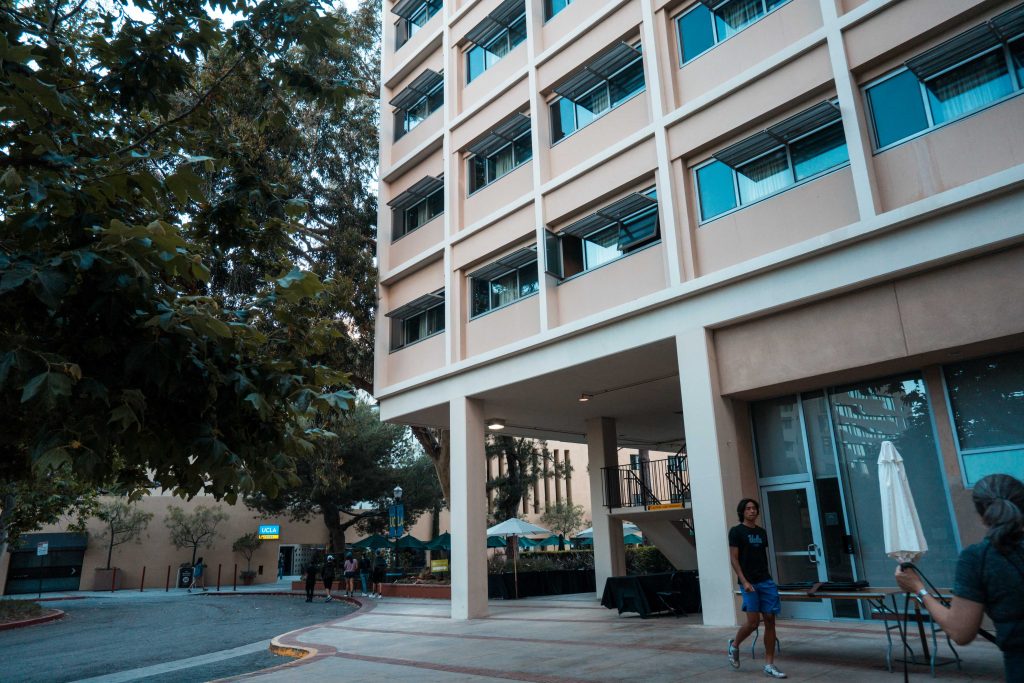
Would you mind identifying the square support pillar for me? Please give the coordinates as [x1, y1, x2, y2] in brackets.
[586, 417, 626, 595]
[450, 396, 488, 619]
[676, 328, 746, 627]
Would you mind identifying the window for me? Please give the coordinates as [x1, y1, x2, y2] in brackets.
[387, 291, 445, 351]
[865, 5, 1024, 150]
[391, 70, 444, 141]
[394, 0, 442, 49]
[546, 189, 659, 279]
[388, 175, 445, 240]
[943, 351, 1024, 487]
[549, 42, 645, 143]
[677, 0, 792, 64]
[467, 113, 533, 194]
[465, 0, 527, 83]
[544, 0, 572, 21]
[469, 248, 539, 317]
[694, 101, 849, 222]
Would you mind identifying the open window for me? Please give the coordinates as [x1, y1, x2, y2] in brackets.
[467, 247, 539, 317]
[388, 175, 444, 240]
[387, 290, 445, 351]
[393, 0, 442, 49]
[391, 69, 443, 141]
[546, 189, 659, 279]
[465, 0, 527, 82]
[466, 113, 533, 194]
[677, 0, 792, 64]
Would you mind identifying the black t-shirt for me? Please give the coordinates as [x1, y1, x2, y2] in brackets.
[729, 523, 771, 585]
[954, 539, 1024, 652]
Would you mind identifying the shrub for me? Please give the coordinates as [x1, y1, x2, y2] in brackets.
[625, 545, 673, 575]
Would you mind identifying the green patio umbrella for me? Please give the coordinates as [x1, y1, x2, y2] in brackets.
[394, 534, 427, 550]
[623, 533, 644, 545]
[486, 535, 507, 548]
[537, 535, 562, 547]
[518, 537, 539, 549]
[426, 532, 451, 551]
[351, 534, 392, 550]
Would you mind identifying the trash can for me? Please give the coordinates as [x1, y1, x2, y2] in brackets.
[177, 565, 194, 588]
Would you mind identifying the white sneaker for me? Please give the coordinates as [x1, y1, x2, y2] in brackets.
[763, 664, 787, 679]
[727, 639, 740, 669]
[361, 592, 368, 597]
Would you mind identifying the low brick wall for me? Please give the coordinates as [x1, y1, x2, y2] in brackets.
[380, 583, 450, 599]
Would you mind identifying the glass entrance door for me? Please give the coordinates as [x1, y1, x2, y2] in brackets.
[762, 483, 830, 619]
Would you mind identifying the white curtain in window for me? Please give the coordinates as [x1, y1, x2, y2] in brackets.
[926, 52, 1013, 124]
[491, 271, 517, 308]
[737, 148, 790, 204]
[492, 145, 516, 178]
[715, 0, 763, 40]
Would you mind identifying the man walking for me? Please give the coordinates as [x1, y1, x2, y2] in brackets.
[728, 498, 786, 679]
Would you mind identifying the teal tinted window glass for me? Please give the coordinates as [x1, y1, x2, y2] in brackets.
[1012, 39, 1024, 84]
[551, 98, 576, 142]
[618, 208, 658, 249]
[925, 50, 1013, 124]
[582, 224, 619, 269]
[679, 5, 714, 63]
[545, 0, 571, 20]
[866, 70, 929, 148]
[467, 47, 487, 82]
[791, 122, 849, 181]
[696, 161, 736, 221]
[715, 0, 764, 41]
[513, 133, 532, 165]
[610, 59, 646, 107]
[518, 262, 539, 297]
[751, 395, 807, 478]
[471, 279, 490, 316]
[736, 147, 789, 204]
[944, 352, 1024, 451]
[508, 15, 527, 49]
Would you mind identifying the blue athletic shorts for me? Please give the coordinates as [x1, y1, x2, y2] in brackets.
[740, 579, 781, 614]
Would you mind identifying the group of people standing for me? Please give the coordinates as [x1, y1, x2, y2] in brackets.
[303, 550, 387, 603]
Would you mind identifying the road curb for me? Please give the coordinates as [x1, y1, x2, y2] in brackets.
[0, 608, 65, 631]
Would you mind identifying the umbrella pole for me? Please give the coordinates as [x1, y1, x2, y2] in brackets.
[513, 534, 519, 600]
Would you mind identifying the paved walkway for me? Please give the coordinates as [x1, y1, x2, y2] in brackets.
[226, 593, 1005, 682]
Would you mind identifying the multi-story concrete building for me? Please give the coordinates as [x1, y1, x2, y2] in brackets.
[375, 0, 1024, 625]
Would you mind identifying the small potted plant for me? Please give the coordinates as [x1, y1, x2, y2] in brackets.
[233, 532, 262, 586]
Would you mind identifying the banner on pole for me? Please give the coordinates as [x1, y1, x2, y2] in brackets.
[388, 504, 405, 538]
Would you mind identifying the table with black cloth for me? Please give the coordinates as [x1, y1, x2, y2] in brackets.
[601, 571, 701, 618]
[487, 569, 596, 599]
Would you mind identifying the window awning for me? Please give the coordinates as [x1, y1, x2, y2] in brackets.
[991, 3, 1024, 41]
[560, 193, 657, 238]
[696, 0, 732, 11]
[388, 175, 444, 210]
[464, 0, 524, 47]
[392, 0, 427, 20]
[714, 100, 840, 169]
[905, 23, 1001, 80]
[390, 69, 443, 110]
[466, 113, 531, 157]
[386, 290, 444, 319]
[552, 42, 643, 102]
[467, 246, 537, 281]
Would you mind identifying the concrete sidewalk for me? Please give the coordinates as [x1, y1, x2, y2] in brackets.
[19, 575, 305, 603]
[227, 594, 1005, 682]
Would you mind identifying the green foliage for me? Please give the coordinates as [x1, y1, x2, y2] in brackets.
[0, 600, 43, 624]
[164, 504, 228, 565]
[245, 400, 444, 552]
[487, 437, 565, 524]
[0, 469, 101, 552]
[521, 550, 594, 571]
[540, 503, 588, 540]
[95, 499, 154, 569]
[0, 1, 377, 506]
[625, 545, 673, 575]
[232, 531, 263, 571]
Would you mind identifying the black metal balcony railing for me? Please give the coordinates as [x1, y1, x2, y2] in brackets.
[601, 456, 691, 510]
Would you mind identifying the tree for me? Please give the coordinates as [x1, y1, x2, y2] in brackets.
[0, 468, 100, 558]
[165, 505, 229, 565]
[486, 436, 570, 525]
[245, 400, 444, 552]
[95, 499, 154, 570]
[541, 503, 588, 551]
[1, 1, 370, 520]
[232, 532, 262, 574]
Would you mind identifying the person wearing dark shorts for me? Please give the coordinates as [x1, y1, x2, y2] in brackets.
[321, 555, 335, 603]
[303, 555, 319, 603]
[371, 550, 386, 599]
[728, 498, 786, 679]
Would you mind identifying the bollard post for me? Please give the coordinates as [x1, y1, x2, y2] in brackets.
[233, 563, 237, 591]
[165, 565, 171, 592]
[140, 566, 146, 592]
[110, 567, 117, 592]
[216, 564, 221, 592]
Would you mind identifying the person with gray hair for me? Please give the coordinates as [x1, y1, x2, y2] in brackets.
[896, 473, 1024, 681]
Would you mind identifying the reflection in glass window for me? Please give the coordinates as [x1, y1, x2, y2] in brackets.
[467, 12, 527, 82]
[394, 82, 443, 141]
[397, 0, 442, 49]
[468, 132, 533, 194]
[865, 18, 1024, 150]
[549, 49, 645, 143]
[544, 0, 572, 20]
[470, 259, 539, 317]
[695, 119, 849, 222]
[677, 0, 792, 64]
[391, 300, 444, 351]
[394, 188, 444, 240]
[943, 351, 1024, 486]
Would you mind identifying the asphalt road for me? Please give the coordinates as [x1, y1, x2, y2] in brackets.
[0, 592, 355, 683]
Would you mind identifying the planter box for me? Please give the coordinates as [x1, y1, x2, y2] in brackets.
[381, 583, 450, 599]
[93, 568, 122, 591]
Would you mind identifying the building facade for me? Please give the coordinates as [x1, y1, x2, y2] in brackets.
[375, 0, 1024, 624]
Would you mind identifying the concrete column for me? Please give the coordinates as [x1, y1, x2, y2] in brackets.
[587, 417, 626, 594]
[450, 397, 488, 620]
[564, 449, 573, 505]
[486, 453, 494, 514]
[675, 328, 745, 627]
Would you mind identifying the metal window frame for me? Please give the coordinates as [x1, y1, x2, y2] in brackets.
[676, 0, 791, 67]
[467, 248, 539, 319]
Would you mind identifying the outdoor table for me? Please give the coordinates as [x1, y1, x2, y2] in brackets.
[737, 588, 961, 674]
[601, 572, 699, 618]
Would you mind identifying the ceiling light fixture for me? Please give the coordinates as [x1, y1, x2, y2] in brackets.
[486, 418, 506, 431]
[578, 393, 591, 402]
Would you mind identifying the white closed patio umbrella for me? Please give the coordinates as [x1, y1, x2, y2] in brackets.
[487, 518, 551, 599]
[877, 441, 928, 565]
